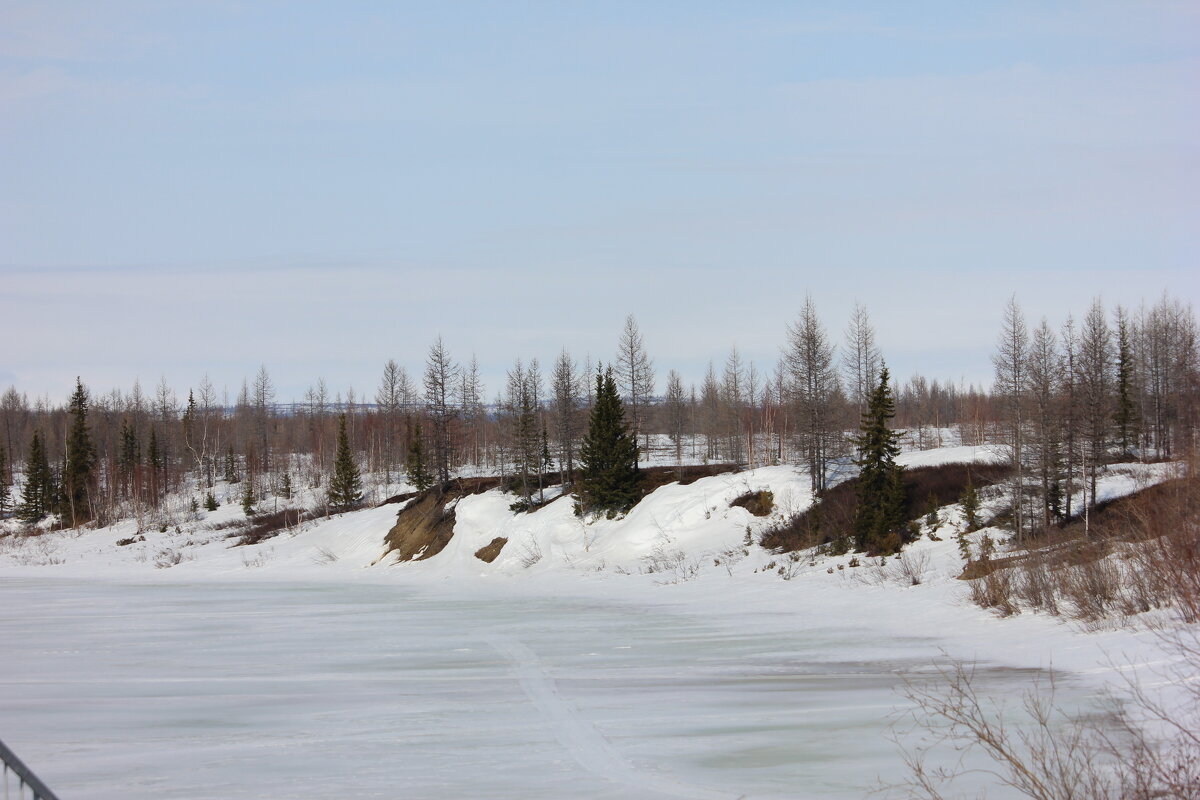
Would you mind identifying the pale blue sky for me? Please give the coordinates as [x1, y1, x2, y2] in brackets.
[2, 2, 1197, 402]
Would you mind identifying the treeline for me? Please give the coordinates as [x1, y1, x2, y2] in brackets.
[0, 293, 1195, 531]
[991, 293, 1198, 541]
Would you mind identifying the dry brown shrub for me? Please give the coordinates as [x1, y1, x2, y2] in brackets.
[1060, 555, 1123, 624]
[896, 626, 1200, 799]
[1119, 472, 1200, 622]
[730, 489, 774, 517]
[969, 566, 1020, 616]
[232, 507, 317, 546]
[896, 662, 1120, 800]
[965, 462, 1199, 625]
[762, 462, 1010, 553]
[1014, 551, 1059, 616]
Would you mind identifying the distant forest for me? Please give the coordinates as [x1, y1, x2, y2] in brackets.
[0, 293, 1195, 533]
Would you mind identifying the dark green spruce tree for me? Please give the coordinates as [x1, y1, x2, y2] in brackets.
[329, 413, 363, 509]
[0, 443, 10, 514]
[224, 446, 239, 484]
[118, 417, 139, 500]
[63, 377, 96, 526]
[241, 477, 256, 516]
[18, 431, 54, 523]
[406, 422, 433, 492]
[577, 367, 640, 516]
[1114, 309, 1137, 457]
[960, 480, 980, 532]
[147, 428, 162, 508]
[852, 365, 908, 554]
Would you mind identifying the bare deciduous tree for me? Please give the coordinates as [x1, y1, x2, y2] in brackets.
[722, 346, 746, 465]
[786, 295, 839, 491]
[1078, 298, 1112, 509]
[459, 355, 485, 470]
[993, 295, 1029, 540]
[551, 349, 582, 484]
[423, 336, 459, 486]
[843, 302, 881, 417]
[376, 359, 413, 486]
[664, 369, 686, 473]
[615, 313, 655, 458]
[1027, 318, 1061, 533]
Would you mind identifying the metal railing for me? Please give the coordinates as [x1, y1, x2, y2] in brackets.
[0, 739, 60, 800]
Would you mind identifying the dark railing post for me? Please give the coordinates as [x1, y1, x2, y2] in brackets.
[0, 738, 61, 800]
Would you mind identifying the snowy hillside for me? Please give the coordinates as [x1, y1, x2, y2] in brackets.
[4, 443, 1176, 587]
[0, 446, 1188, 800]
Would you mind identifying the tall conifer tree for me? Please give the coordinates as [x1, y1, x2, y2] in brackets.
[147, 428, 162, 507]
[329, 413, 363, 509]
[18, 431, 53, 522]
[1114, 307, 1137, 457]
[118, 417, 139, 499]
[578, 367, 640, 516]
[852, 366, 907, 554]
[63, 377, 96, 526]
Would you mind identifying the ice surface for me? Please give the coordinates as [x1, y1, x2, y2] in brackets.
[0, 577, 1117, 800]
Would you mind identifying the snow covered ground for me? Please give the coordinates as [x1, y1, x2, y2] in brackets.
[0, 447, 1185, 799]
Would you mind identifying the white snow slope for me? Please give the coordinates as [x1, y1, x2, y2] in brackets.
[0, 447, 1187, 799]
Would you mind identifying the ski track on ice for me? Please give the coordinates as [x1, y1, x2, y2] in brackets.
[482, 633, 744, 800]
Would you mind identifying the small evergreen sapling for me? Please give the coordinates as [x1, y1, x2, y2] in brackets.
[960, 481, 980, 532]
[242, 480, 256, 516]
[925, 493, 941, 531]
[956, 528, 973, 563]
[204, 491, 219, 512]
[955, 480, 982, 562]
[406, 422, 433, 492]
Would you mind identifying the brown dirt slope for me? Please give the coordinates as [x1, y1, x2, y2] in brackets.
[384, 490, 461, 562]
[382, 476, 513, 562]
[474, 537, 508, 563]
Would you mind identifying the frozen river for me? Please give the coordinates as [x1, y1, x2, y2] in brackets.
[0, 577, 1098, 799]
